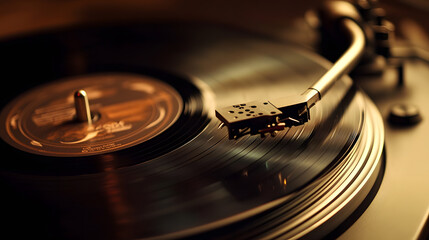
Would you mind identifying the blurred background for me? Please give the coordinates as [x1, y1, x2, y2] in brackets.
[0, 0, 428, 43]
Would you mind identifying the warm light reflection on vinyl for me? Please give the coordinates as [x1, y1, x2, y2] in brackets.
[0, 24, 383, 239]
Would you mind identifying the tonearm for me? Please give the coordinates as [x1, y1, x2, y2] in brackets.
[215, 0, 391, 139]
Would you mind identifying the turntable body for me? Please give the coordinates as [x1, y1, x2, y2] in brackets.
[340, 58, 429, 240]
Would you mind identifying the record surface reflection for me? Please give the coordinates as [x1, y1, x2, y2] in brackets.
[0, 23, 383, 239]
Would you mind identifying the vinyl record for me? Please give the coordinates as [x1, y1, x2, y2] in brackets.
[0, 23, 383, 239]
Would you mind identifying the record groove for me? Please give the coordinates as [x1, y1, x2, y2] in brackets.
[0, 23, 383, 239]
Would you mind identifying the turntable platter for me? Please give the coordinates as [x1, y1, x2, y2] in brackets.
[0, 23, 384, 239]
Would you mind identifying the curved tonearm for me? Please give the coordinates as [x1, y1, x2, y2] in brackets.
[215, 2, 366, 139]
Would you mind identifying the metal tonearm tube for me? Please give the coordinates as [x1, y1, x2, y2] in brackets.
[215, 6, 366, 139]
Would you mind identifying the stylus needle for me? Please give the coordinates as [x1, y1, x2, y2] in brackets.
[216, 17, 366, 139]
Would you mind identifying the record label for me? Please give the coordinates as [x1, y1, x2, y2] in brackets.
[0, 73, 183, 157]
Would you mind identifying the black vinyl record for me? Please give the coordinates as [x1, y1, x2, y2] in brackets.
[0, 23, 384, 239]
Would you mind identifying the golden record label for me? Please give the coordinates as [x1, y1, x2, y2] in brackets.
[0, 73, 183, 157]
